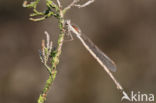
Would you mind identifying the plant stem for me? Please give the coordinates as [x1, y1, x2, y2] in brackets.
[37, 10, 65, 103]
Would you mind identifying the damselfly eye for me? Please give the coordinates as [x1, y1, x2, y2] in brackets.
[71, 24, 81, 33]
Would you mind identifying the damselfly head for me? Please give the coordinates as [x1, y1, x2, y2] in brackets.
[65, 20, 81, 36]
[71, 24, 81, 33]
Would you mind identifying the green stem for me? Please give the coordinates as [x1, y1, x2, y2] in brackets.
[37, 10, 65, 103]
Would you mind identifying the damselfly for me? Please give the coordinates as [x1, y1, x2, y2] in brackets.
[65, 20, 117, 72]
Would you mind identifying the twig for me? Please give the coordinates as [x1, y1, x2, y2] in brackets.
[63, 0, 80, 13]
[56, 0, 61, 8]
[38, 13, 65, 103]
[75, 0, 95, 8]
[45, 31, 50, 50]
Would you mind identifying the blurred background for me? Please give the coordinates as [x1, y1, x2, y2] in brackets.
[0, 0, 156, 103]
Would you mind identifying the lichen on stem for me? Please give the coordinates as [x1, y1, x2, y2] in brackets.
[23, 0, 66, 103]
[37, 7, 65, 103]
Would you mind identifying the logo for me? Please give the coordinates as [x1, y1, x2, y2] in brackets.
[121, 91, 155, 102]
